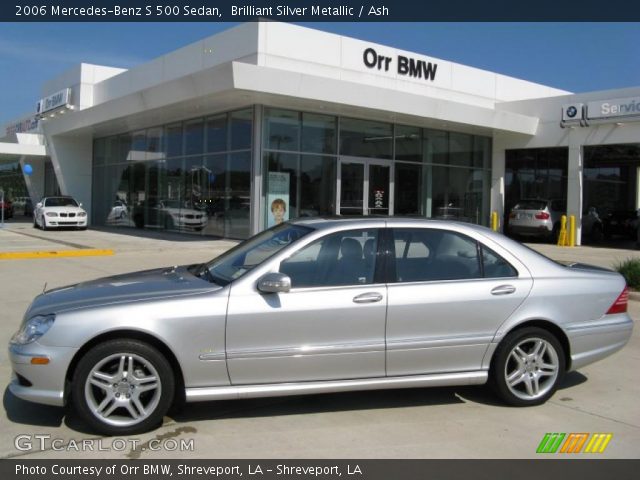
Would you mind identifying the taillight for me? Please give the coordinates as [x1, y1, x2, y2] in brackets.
[535, 211, 550, 220]
[606, 286, 629, 315]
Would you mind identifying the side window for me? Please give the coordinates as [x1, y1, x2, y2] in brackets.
[481, 246, 518, 278]
[280, 229, 379, 288]
[392, 229, 481, 282]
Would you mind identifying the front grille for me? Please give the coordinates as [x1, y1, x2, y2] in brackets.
[59, 213, 67, 217]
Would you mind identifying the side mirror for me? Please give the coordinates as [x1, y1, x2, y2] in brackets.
[36, 202, 43, 209]
[79, 202, 83, 208]
[257, 272, 291, 294]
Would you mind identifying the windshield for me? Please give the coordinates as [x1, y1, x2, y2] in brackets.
[45, 197, 78, 207]
[205, 223, 313, 286]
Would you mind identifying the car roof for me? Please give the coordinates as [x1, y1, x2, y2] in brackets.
[289, 216, 492, 233]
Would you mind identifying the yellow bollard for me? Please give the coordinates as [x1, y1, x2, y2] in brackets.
[557, 215, 568, 247]
[569, 215, 576, 247]
[491, 211, 499, 232]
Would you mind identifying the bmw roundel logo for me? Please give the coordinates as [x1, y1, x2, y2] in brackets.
[566, 106, 578, 118]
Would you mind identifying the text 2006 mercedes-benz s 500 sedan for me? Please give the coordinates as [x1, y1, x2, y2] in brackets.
[9, 218, 633, 435]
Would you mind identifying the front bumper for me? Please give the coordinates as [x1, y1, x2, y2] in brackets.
[44, 218, 88, 228]
[566, 313, 634, 371]
[8, 342, 79, 406]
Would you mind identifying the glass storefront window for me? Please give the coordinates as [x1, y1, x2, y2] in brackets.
[206, 115, 227, 152]
[130, 130, 147, 162]
[184, 120, 204, 156]
[301, 113, 336, 155]
[264, 108, 300, 152]
[424, 129, 448, 165]
[340, 118, 392, 159]
[93, 107, 253, 238]
[430, 166, 489, 225]
[93, 138, 106, 167]
[395, 163, 422, 215]
[230, 109, 253, 151]
[165, 123, 183, 158]
[119, 134, 132, 163]
[448, 132, 474, 168]
[395, 125, 422, 162]
[300, 155, 336, 217]
[147, 127, 164, 159]
[105, 136, 119, 165]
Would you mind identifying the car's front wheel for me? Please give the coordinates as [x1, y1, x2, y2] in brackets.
[72, 339, 174, 435]
[491, 327, 565, 406]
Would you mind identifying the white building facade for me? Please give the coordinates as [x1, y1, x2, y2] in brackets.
[1, 22, 638, 243]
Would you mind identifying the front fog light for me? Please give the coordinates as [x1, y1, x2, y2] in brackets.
[11, 314, 55, 345]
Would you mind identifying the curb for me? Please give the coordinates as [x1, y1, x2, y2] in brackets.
[0, 249, 114, 260]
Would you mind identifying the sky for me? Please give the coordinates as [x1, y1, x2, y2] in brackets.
[0, 22, 638, 125]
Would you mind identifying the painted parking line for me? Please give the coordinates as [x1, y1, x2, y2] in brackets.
[0, 249, 114, 260]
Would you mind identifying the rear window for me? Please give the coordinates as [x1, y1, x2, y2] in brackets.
[513, 200, 547, 210]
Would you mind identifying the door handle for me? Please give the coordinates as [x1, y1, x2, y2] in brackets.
[491, 285, 516, 296]
[353, 292, 383, 304]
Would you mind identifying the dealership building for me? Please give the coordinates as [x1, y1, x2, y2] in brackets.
[1, 21, 639, 243]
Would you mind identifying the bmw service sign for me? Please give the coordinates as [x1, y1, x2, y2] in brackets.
[562, 104, 584, 122]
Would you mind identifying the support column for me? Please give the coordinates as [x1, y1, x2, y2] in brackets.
[567, 142, 583, 246]
[20, 155, 46, 204]
[490, 136, 506, 232]
[44, 132, 93, 222]
[251, 105, 263, 235]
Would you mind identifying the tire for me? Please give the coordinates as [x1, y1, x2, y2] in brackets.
[41, 216, 48, 231]
[33, 216, 38, 229]
[72, 339, 175, 436]
[164, 216, 175, 231]
[490, 327, 565, 406]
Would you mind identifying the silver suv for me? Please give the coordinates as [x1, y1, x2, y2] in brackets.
[508, 199, 565, 241]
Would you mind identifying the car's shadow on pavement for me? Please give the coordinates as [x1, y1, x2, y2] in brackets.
[4, 372, 590, 433]
[3, 387, 65, 427]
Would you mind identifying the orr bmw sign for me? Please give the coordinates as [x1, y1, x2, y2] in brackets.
[363, 47, 438, 81]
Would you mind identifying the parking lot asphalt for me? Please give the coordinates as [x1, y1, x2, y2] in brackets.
[0, 222, 639, 459]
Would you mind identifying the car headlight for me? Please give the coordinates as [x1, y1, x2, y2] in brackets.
[78, 211, 87, 217]
[45, 212, 57, 217]
[11, 314, 55, 345]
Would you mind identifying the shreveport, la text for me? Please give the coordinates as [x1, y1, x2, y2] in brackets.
[15, 464, 363, 477]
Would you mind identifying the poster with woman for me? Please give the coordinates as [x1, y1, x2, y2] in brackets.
[267, 171, 290, 227]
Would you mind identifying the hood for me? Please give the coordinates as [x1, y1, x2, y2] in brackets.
[26, 265, 222, 317]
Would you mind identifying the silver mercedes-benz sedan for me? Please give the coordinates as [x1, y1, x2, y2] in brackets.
[9, 218, 633, 435]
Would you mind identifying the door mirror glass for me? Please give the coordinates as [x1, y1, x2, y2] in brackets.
[257, 272, 292, 293]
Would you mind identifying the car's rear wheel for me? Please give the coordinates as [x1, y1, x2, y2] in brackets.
[72, 339, 174, 436]
[491, 327, 565, 406]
